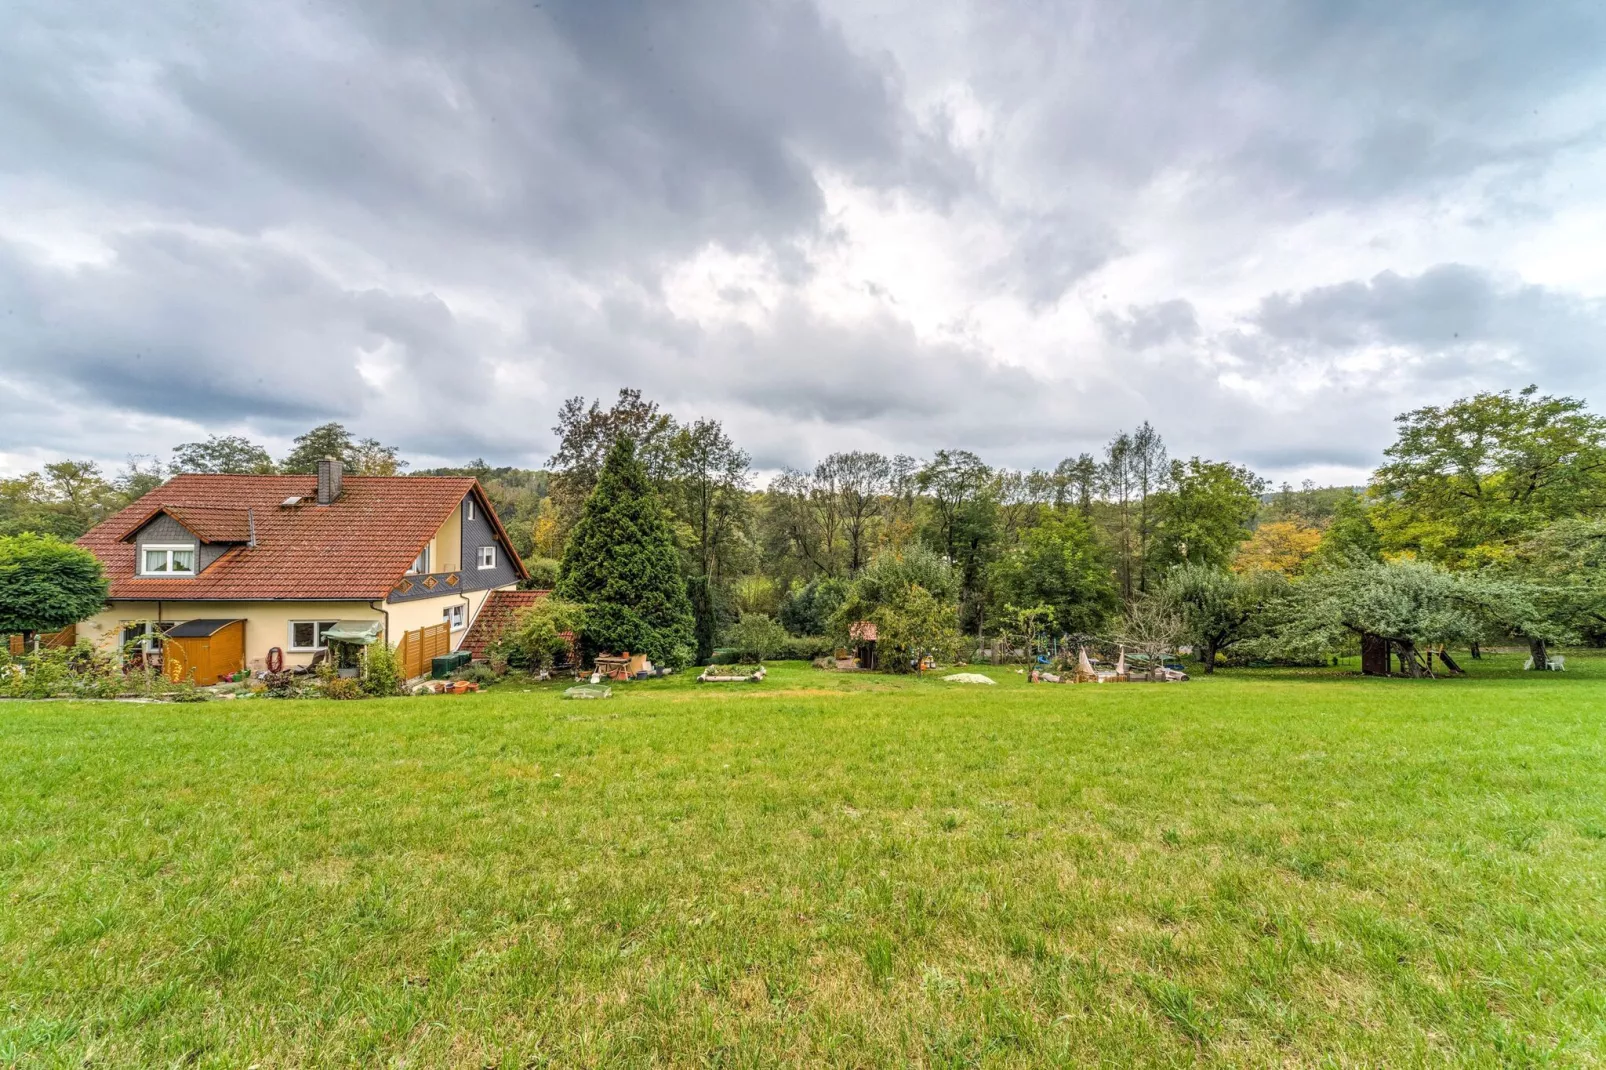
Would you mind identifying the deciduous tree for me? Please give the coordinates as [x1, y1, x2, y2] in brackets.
[1154, 458, 1264, 569]
[988, 512, 1117, 638]
[171, 434, 276, 474]
[1233, 521, 1323, 575]
[0, 534, 109, 646]
[1163, 564, 1286, 672]
[1372, 386, 1606, 565]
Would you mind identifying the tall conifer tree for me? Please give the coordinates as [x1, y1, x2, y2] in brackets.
[557, 437, 695, 667]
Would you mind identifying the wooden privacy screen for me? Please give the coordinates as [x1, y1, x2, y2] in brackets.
[398, 622, 451, 679]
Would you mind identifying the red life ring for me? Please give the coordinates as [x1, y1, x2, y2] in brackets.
[266, 646, 284, 672]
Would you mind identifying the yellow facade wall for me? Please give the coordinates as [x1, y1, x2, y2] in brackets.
[433, 504, 462, 573]
[79, 583, 513, 673]
[384, 584, 501, 649]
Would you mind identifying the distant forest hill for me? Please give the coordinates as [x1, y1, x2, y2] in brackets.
[1256, 482, 1365, 525]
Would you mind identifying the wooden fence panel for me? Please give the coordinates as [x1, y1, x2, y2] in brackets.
[398, 623, 452, 679]
[7, 625, 76, 656]
[421, 623, 449, 665]
[398, 629, 421, 679]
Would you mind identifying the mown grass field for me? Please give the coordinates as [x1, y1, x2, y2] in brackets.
[3, 654, 1605, 1067]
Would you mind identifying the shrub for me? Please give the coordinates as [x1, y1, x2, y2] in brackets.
[261, 671, 311, 699]
[0, 642, 124, 700]
[164, 677, 210, 702]
[722, 613, 789, 664]
[777, 635, 833, 661]
[362, 641, 405, 697]
[494, 596, 588, 672]
[452, 664, 497, 685]
[321, 676, 364, 700]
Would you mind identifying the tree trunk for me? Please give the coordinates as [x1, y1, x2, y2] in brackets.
[1469, 641, 1481, 660]
[1201, 638, 1219, 674]
[1360, 633, 1390, 676]
[1527, 637, 1548, 671]
[1392, 640, 1433, 678]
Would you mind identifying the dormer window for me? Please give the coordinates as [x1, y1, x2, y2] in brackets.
[141, 545, 195, 576]
[408, 547, 430, 575]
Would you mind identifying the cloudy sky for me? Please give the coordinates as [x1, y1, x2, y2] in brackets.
[3, 0, 1605, 484]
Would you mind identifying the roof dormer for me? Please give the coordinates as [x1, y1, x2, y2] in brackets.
[119, 505, 253, 578]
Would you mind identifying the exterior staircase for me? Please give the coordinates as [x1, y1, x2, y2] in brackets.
[460, 589, 550, 661]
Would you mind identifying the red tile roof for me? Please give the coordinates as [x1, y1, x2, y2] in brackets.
[117, 504, 252, 543]
[79, 474, 526, 601]
[461, 588, 551, 660]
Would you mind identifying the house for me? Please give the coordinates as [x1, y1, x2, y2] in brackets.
[74, 458, 528, 682]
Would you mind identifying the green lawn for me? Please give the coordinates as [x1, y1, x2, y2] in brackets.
[3, 655, 1604, 1067]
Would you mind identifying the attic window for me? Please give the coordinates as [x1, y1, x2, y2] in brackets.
[477, 545, 496, 570]
[408, 547, 430, 575]
[141, 545, 195, 576]
[281, 496, 304, 507]
[465, 498, 476, 522]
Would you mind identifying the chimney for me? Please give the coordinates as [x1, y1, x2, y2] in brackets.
[317, 456, 344, 505]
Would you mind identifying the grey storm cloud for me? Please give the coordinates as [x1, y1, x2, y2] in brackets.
[2, 0, 1605, 479]
[1098, 300, 1201, 350]
[963, 0, 1606, 211]
[1251, 264, 1606, 390]
[0, 229, 499, 425]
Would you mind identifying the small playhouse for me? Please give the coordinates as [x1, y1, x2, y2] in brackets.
[845, 621, 878, 670]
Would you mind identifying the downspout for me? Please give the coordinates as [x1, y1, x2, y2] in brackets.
[368, 600, 391, 648]
[456, 592, 472, 651]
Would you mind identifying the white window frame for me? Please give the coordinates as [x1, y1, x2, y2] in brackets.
[288, 620, 340, 652]
[407, 546, 430, 576]
[443, 603, 466, 631]
[477, 545, 496, 570]
[121, 621, 173, 655]
[140, 544, 197, 577]
[464, 498, 476, 522]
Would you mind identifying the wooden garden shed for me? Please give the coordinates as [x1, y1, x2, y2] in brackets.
[162, 619, 246, 686]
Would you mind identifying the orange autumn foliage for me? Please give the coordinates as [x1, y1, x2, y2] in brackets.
[1233, 521, 1323, 575]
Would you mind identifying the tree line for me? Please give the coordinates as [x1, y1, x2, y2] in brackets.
[5, 383, 1603, 674]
